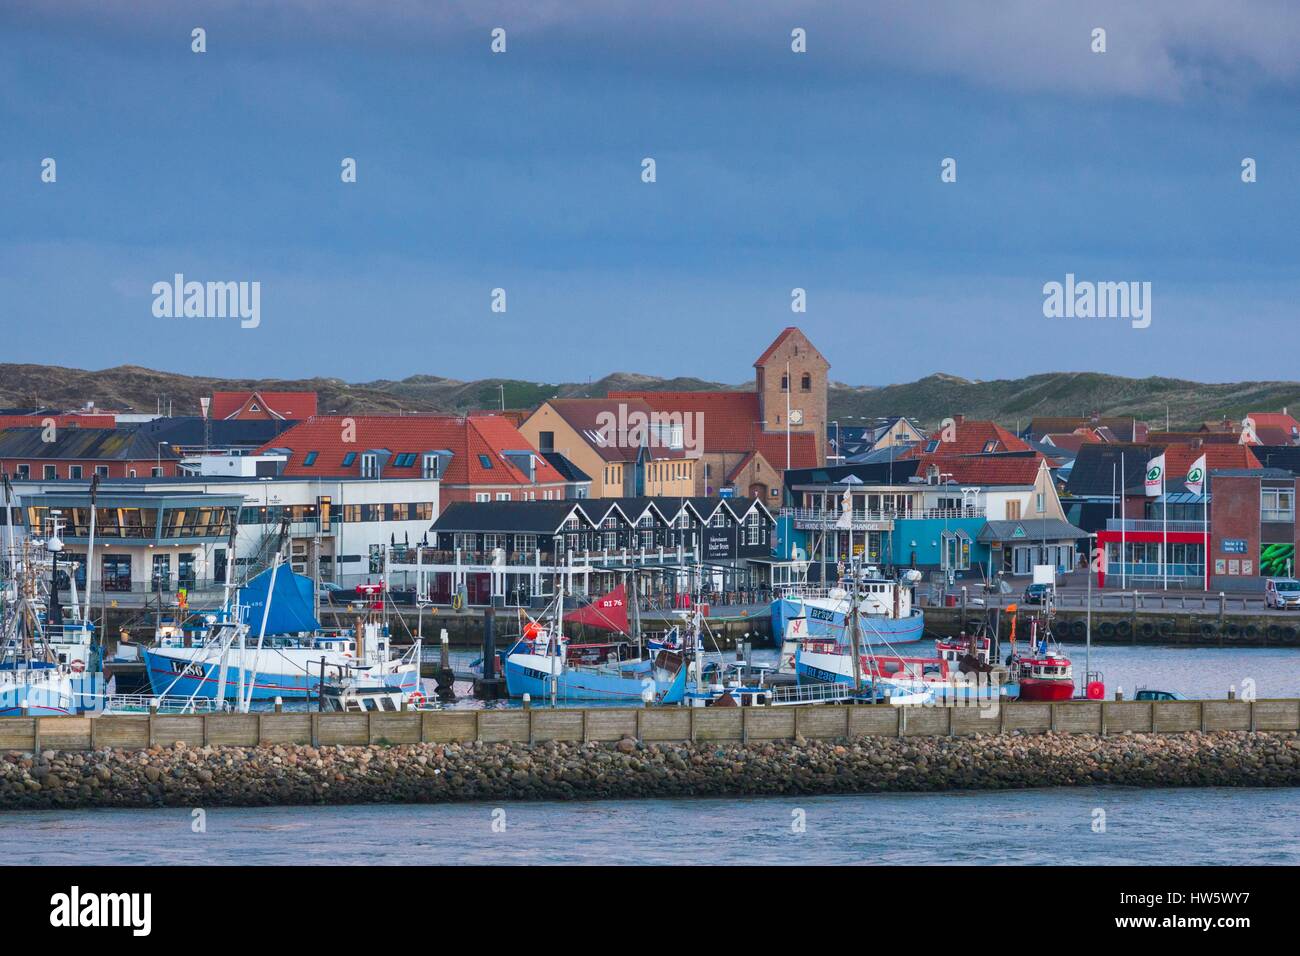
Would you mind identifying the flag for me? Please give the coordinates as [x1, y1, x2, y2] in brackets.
[835, 485, 853, 529]
[565, 584, 629, 632]
[1185, 454, 1207, 496]
[1144, 453, 1165, 497]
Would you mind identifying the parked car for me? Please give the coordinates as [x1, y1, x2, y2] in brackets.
[1135, 689, 1189, 701]
[1264, 578, 1300, 609]
[1021, 582, 1054, 605]
[318, 582, 349, 605]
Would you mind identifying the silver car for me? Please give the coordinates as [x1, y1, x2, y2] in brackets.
[1264, 578, 1300, 609]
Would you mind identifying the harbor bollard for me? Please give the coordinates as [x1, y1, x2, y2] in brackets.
[149, 698, 160, 714]
[522, 693, 531, 711]
[1114, 688, 1123, 701]
[274, 696, 283, 714]
[1228, 688, 1236, 700]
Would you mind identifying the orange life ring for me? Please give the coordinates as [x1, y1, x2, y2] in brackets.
[408, 692, 426, 707]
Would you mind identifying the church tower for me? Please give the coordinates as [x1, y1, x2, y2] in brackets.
[753, 327, 830, 466]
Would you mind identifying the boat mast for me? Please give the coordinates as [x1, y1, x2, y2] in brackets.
[849, 559, 863, 693]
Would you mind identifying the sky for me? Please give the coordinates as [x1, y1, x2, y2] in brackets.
[1, 1, 1298, 387]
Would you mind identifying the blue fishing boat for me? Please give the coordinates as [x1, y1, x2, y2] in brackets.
[143, 564, 419, 702]
[771, 566, 924, 645]
[502, 608, 687, 705]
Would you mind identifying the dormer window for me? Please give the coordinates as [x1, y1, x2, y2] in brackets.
[361, 453, 379, 478]
[422, 453, 440, 479]
[983, 440, 1000, 453]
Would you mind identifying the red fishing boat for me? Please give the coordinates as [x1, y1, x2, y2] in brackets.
[1008, 615, 1074, 701]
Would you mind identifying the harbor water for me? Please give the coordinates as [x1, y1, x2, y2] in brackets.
[3, 787, 1297, 865]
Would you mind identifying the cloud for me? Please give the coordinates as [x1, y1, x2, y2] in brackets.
[4, 1, 1299, 99]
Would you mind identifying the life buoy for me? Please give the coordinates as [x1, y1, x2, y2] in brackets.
[408, 692, 425, 707]
[70, 660, 85, 673]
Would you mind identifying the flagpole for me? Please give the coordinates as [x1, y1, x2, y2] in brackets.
[1120, 452, 1126, 589]
[1162, 468, 1168, 591]
[1203, 472, 1210, 591]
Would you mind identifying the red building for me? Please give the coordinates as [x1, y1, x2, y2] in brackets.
[257, 414, 583, 510]
[209, 390, 318, 421]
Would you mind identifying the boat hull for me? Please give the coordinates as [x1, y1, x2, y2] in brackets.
[142, 647, 418, 700]
[794, 650, 1013, 701]
[772, 598, 924, 645]
[0, 674, 79, 716]
[504, 653, 687, 704]
[1015, 679, 1074, 702]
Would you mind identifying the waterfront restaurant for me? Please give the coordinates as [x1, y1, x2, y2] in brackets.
[779, 456, 1085, 581]
[415, 496, 776, 608]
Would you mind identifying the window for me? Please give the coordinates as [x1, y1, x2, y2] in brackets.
[151, 467, 164, 477]
[801, 373, 811, 392]
[496, 493, 511, 501]
[1262, 487, 1294, 522]
[15, 465, 30, 479]
[43, 465, 56, 480]
[361, 453, 378, 478]
[479, 454, 493, 469]
[69, 465, 83, 480]
[95, 466, 109, 477]
[983, 440, 1000, 453]
[342, 451, 357, 467]
[539, 431, 554, 452]
[780, 374, 789, 391]
[1035, 492, 1044, 513]
[925, 439, 940, 453]
[394, 453, 416, 467]
[421, 453, 439, 479]
[476, 493, 490, 502]
[303, 451, 318, 466]
[1006, 500, 1021, 519]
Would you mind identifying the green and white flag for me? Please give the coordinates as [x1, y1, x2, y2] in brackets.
[1144, 453, 1165, 497]
[1185, 453, 1207, 496]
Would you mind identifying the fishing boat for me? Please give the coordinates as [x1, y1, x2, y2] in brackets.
[142, 561, 419, 703]
[0, 511, 104, 716]
[771, 565, 924, 645]
[502, 594, 688, 705]
[1008, 618, 1073, 702]
[794, 639, 1010, 703]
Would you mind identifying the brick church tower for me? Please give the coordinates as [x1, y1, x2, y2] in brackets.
[753, 327, 830, 466]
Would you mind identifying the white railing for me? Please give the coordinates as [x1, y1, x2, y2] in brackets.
[782, 507, 983, 526]
[98, 694, 224, 714]
[1105, 519, 1205, 534]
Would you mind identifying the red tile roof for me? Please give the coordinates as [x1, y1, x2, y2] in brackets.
[901, 420, 1031, 458]
[1247, 411, 1300, 433]
[914, 455, 1045, 486]
[1163, 442, 1260, 477]
[257, 415, 566, 486]
[211, 391, 318, 421]
[606, 390, 819, 467]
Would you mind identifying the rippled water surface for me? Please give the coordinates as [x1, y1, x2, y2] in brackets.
[3, 788, 1297, 865]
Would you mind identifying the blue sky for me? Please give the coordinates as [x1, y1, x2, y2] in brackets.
[1, 2, 1298, 385]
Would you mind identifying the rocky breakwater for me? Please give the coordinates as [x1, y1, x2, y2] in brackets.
[2, 731, 1298, 810]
